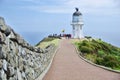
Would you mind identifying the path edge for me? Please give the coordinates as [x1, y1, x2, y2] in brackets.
[72, 43, 120, 74]
[35, 45, 60, 80]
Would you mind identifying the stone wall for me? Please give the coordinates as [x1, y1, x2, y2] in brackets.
[0, 17, 56, 80]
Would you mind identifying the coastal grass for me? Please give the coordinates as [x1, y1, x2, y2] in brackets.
[74, 38, 120, 70]
[36, 37, 60, 49]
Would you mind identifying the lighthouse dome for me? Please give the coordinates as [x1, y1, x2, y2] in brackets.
[73, 8, 82, 16]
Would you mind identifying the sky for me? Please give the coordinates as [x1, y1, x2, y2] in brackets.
[0, 0, 120, 46]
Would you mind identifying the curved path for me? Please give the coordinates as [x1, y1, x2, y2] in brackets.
[43, 39, 120, 80]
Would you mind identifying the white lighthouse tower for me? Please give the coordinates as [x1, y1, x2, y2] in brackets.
[71, 8, 84, 39]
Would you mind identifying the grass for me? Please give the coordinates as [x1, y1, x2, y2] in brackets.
[36, 37, 60, 49]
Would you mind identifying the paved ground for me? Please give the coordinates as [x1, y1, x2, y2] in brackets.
[43, 39, 120, 80]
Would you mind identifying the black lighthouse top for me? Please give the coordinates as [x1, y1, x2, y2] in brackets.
[73, 8, 82, 16]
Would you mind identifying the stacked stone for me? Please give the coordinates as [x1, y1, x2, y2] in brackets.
[0, 17, 56, 80]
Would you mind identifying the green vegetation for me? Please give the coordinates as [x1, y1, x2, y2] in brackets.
[75, 38, 120, 70]
[36, 37, 60, 49]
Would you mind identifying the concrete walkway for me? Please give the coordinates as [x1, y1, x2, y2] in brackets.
[43, 39, 120, 80]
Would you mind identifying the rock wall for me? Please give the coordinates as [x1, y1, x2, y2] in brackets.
[0, 17, 56, 80]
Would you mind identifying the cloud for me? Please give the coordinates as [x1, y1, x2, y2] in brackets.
[20, 0, 120, 15]
[114, 0, 120, 6]
[65, 0, 114, 7]
[62, 0, 120, 15]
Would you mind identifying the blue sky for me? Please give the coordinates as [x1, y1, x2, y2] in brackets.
[0, 0, 120, 46]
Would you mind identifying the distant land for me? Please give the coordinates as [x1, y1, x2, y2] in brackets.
[22, 32, 120, 48]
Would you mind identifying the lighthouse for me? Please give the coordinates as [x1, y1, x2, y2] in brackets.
[71, 8, 84, 39]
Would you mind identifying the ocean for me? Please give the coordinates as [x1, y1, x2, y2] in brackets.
[87, 32, 120, 48]
[20, 32, 48, 46]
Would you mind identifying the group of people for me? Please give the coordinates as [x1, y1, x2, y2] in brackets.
[63, 34, 72, 39]
[48, 34, 72, 39]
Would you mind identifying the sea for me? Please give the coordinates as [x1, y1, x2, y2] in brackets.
[21, 32, 120, 48]
[20, 32, 48, 46]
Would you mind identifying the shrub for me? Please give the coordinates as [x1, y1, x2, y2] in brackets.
[79, 46, 93, 53]
[99, 42, 111, 52]
[81, 40, 90, 46]
[85, 36, 92, 39]
[97, 50, 105, 57]
[95, 57, 103, 65]
[95, 55, 120, 69]
[105, 60, 119, 68]
[110, 50, 120, 55]
[85, 54, 97, 62]
[102, 55, 120, 68]
[91, 42, 102, 50]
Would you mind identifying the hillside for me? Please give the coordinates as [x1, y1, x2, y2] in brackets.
[36, 37, 60, 49]
[75, 38, 120, 70]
